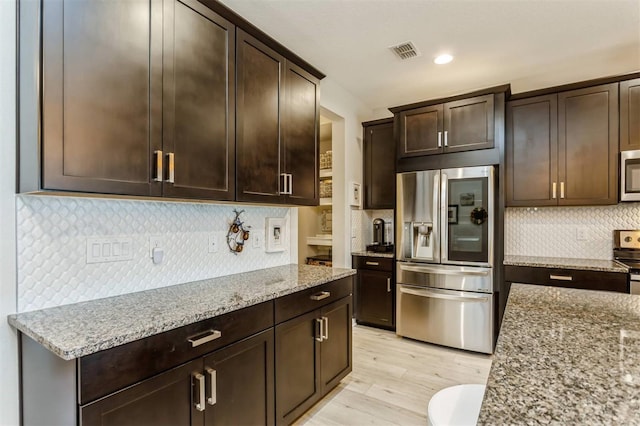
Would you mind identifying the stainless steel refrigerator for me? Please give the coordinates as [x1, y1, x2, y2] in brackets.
[396, 166, 495, 354]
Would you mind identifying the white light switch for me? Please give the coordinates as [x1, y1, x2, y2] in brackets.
[87, 237, 134, 264]
[208, 234, 219, 253]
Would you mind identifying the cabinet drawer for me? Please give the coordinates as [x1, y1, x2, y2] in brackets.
[505, 265, 627, 293]
[275, 277, 353, 324]
[353, 256, 393, 272]
[79, 300, 274, 405]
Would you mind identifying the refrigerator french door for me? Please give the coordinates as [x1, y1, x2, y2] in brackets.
[396, 166, 495, 353]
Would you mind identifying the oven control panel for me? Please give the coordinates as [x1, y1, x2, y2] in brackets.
[615, 230, 640, 250]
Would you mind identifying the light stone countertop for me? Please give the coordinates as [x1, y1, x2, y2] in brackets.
[351, 251, 395, 259]
[504, 254, 628, 273]
[8, 264, 355, 360]
[478, 284, 640, 425]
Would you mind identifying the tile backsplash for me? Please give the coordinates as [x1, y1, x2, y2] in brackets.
[505, 204, 640, 260]
[17, 195, 292, 312]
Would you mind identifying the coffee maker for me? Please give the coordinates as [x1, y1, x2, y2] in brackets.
[373, 218, 385, 245]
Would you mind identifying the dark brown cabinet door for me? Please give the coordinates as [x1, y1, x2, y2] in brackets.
[275, 310, 321, 425]
[162, 0, 235, 200]
[236, 29, 285, 203]
[620, 78, 640, 151]
[443, 94, 494, 153]
[506, 95, 558, 206]
[319, 297, 353, 393]
[283, 62, 320, 205]
[558, 83, 618, 205]
[42, 0, 162, 196]
[398, 105, 443, 157]
[80, 360, 201, 426]
[203, 329, 274, 426]
[355, 270, 394, 328]
[364, 120, 395, 209]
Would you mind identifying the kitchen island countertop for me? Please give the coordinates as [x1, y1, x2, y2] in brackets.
[8, 264, 355, 360]
[504, 254, 627, 273]
[478, 283, 640, 424]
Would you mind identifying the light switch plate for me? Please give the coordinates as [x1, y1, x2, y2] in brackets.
[208, 234, 219, 253]
[87, 237, 134, 264]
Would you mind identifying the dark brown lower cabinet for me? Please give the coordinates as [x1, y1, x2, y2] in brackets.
[21, 278, 353, 426]
[275, 296, 353, 425]
[355, 269, 394, 329]
[80, 329, 274, 426]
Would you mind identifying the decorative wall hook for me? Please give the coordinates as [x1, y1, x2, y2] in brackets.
[227, 209, 250, 254]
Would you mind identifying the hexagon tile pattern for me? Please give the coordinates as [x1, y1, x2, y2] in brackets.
[505, 204, 640, 260]
[17, 195, 292, 312]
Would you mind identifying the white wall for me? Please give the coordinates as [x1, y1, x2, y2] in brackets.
[320, 77, 372, 268]
[0, 0, 19, 424]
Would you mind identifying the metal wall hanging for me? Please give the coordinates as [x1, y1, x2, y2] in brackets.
[227, 209, 250, 254]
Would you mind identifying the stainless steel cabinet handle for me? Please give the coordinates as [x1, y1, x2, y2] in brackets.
[188, 330, 222, 347]
[322, 316, 329, 341]
[280, 173, 287, 195]
[560, 182, 565, 199]
[166, 152, 175, 183]
[365, 261, 379, 266]
[387, 278, 391, 292]
[310, 291, 330, 301]
[552, 182, 557, 199]
[399, 285, 489, 302]
[438, 131, 442, 148]
[288, 174, 293, 195]
[444, 130, 448, 147]
[315, 318, 323, 342]
[206, 367, 216, 406]
[193, 373, 205, 412]
[153, 150, 163, 182]
[550, 274, 572, 281]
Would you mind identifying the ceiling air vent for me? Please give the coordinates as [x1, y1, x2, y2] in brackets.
[389, 41, 420, 60]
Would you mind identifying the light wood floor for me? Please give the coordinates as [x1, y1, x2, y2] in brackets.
[294, 323, 493, 425]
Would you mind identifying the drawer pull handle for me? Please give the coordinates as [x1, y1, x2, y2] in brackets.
[188, 330, 222, 347]
[365, 261, 379, 266]
[550, 274, 572, 281]
[206, 367, 217, 406]
[310, 291, 330, 301]
[193, 373, 205, 412]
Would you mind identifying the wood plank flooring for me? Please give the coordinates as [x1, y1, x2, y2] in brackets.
[295, 323, 493, 425]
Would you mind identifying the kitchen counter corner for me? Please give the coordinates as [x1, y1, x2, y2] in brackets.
[479, 284, 640, 424]
[504, 255, 628, 273]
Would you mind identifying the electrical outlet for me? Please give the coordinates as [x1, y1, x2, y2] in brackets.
[208, 234, 219, 253]
[149, 236, 162, 257]
[252, 232, 262, 249]
[576, 227, 588, 241]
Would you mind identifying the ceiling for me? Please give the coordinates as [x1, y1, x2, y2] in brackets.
[219, 0, 640, 113]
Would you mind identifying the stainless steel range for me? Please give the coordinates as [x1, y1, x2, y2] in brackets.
[613, 230, 640, 295]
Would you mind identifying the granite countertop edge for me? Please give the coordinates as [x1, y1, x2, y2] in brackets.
[503, 255, 628, 273]
[351, 251, 395, 258]
[8, 264, 356, 360]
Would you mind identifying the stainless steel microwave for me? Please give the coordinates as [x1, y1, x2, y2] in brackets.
[621, 151, 640, 201]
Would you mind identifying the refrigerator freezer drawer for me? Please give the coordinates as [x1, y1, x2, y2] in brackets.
[396, 284, 494, 354]
[397, 262, 493, 293]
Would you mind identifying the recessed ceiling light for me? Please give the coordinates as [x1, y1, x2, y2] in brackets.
[434, 54, 453, 65]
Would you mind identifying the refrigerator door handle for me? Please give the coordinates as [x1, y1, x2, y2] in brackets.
[399, 264, 490, 276]
[399, 285, 490, 302]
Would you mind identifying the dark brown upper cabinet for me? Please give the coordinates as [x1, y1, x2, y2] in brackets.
[41, 0, 163, 196]
[506, 94, 558, 207]
[162, 0, 235, 201]
[363, 118, 395, 209]
[282, 62, 320, 206]
[236, 30, 320, 205]
[397, 94, 494, 158]
[26, 0, 323, 204]
[506, 83, 618, 206]
[620, 78, 640, 151]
